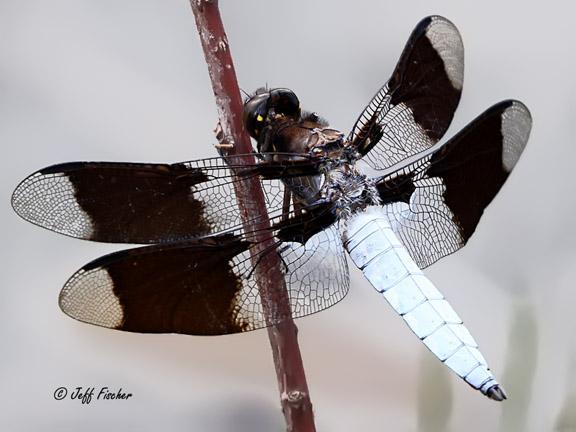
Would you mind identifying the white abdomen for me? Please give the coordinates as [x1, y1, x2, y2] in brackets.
[342, 206, 505, 400]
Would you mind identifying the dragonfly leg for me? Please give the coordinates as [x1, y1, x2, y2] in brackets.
[213, 120, 235, 156]
[281, 187, 292, 222]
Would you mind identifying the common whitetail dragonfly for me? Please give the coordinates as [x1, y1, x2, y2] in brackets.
[12, 16, 531, 401]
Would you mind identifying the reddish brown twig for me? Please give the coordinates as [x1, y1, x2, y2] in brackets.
[189, 1, 316, 431]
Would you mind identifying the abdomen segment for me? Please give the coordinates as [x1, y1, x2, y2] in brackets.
[342, 206, 506, 401]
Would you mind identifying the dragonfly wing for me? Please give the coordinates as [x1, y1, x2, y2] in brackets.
[348, 16, 463, 170]
[375, 100, 531, 268]
[12, 153, 326, 244]
[59, 206, 349, 335]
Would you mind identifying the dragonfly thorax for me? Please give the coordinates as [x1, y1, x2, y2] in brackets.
[322, 164, 380, 218]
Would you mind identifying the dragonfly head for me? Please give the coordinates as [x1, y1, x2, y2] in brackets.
[243, 88, 301, 140]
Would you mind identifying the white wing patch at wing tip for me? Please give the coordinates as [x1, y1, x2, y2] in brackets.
[59, 267, 123, 328]
[425, 17, 464, 91]
[12, 172, 95, 239]
[501, 101, 532, 172]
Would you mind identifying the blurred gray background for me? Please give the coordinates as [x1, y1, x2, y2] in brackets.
[1, 1, 574, 431]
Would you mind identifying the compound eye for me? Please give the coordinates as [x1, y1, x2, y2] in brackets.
[268, 88, 300, 119]
[243, 93, 271, 139]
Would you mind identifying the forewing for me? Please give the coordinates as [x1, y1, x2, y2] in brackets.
[375, 100, 531, 268]
[58, 208, 349, 335]
[11, 153, 325, 244]
[348, 15, 463, 170]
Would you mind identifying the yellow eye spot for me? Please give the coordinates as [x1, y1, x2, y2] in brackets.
[256, 114, 264, 122]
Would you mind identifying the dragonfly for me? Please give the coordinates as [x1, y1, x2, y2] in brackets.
[11, 15, 531, 401]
